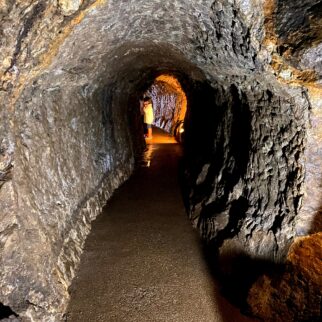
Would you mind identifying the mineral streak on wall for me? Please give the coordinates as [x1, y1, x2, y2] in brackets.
[0, 0, 321, 320]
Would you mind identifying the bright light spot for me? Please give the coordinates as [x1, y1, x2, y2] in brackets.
[179, 128, 184, 133]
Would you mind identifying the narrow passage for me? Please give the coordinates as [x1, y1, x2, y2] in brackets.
[66, 128, 254, 322]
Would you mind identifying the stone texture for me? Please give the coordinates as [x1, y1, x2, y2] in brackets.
[58, 0, 83, 16]
[145, 75, 187, 134]
[248, 232, 322, 321]
[0, 0, 321, 320]
[184, 79, 310, 261]
[260, 0, 322, 236]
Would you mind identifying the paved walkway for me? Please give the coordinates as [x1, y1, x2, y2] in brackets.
[66, 128, 254, 322]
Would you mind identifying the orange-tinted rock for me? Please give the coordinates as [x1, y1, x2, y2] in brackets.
[248, 233, 322, 321]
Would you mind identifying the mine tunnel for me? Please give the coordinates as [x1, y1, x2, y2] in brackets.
[0, 0, 321, 321]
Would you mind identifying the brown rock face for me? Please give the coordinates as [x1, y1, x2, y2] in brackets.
[248, 233, 322, 321]
[145, 75, 187, 134]
[0, 0, 321, 320]
[184, 81, 310, 260]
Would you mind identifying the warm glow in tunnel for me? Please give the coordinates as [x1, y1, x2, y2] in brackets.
[142, 74, 187, 144]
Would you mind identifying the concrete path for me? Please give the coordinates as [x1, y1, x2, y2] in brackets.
[66, 128, 254, 322]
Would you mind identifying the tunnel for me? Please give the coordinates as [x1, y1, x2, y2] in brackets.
[0, 0, 321, 321]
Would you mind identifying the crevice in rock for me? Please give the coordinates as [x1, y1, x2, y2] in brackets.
[25, 300, 43, 310]
[0, 303, 19, 319]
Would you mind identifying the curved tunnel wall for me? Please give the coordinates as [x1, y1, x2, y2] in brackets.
[4, 40, 209, 318]
[0, 0, 321, 320]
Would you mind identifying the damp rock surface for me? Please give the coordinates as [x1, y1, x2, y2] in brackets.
[184, 81, 310, 260]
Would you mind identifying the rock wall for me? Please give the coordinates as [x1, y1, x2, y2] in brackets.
[299, 88, 322, 235]
[0, 1, 206, 318]
[1, 69, 138, 320]
[6, 80, 135, 319]
[184, 79, 310, 261]
[145, 75, 187, 134]
[0, 0, 321, 320]
[262, 0, 322, 236]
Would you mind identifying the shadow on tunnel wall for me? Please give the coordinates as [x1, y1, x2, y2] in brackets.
[199, 85, 251, 243]
[201, 240, 284, 321]
[178, 80, 270, 320]
[182, 81, 252, 241]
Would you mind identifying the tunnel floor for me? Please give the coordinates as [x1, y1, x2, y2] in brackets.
[65, 127, 256, 322]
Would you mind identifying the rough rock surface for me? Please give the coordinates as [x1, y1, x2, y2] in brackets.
[184, 80, 310, 261]
[59, 0, 84, 16]
[0, 0, 321, 320]
[248, 232, 322, 321]
[145, 75, 187, 134]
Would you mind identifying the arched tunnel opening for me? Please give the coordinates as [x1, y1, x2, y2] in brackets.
[0, 1, 321, 321]
[142, 74, 187, 136]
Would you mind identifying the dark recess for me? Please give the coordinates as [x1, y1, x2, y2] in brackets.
[0, 303, 19, 319]
[202, 242, 285, 313]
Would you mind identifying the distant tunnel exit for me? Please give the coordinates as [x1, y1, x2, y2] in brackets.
[142, 74, 187, 137]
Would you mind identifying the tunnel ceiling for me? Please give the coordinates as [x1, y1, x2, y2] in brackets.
[2, 0, 321, 93]
[0, 0, 322, 321]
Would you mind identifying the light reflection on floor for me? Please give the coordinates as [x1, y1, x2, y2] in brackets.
[142, 127, 177, 167]
[142, 144, 154, 167]
[145, 127, 177, 145]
